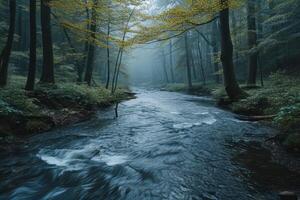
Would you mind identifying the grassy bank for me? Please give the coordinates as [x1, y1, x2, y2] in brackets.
[0, 76, 133, 136]
[163, 72, 300, 152]
[162, 82, 220, 96]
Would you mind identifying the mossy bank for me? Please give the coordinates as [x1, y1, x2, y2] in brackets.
[163, 72, 300, 152]
[0, 76, 134, 136]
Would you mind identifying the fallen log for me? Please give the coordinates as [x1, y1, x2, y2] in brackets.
[235, 114, 276, 122]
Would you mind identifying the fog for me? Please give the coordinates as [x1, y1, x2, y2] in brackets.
[125, 44, 165, 87]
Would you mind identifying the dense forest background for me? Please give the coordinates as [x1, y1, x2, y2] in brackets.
[0, 0, 300, 149]
[0, 0, 299, 90]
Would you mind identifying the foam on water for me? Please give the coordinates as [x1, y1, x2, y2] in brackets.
[173, 115, 217, 129]
[92, 155, 128, 166]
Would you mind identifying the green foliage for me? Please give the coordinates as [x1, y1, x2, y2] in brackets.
[274, 103, 300, 130]
[232, 95, 269, 115]
[164, 83, 216, 95]
[0, 99, 21, 115]
[0, 85, 39, 115]
[36, 83, 116, 107]
[231, 72, 300, 115]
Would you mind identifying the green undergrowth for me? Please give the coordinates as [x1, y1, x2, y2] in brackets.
[0, 76, 132, 135]
[224, 72, 300, 151]
[163, 72, 300, 151]
[163, 82, 220, 95]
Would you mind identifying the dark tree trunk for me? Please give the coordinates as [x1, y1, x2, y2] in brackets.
[212, 20, 221, 83]
[105, 20, 110, 89]
[169, 40, 175, 83]
[25, 0, 37, 91]
[40, 0, 54, 83]
[84, 0, 98, 86]
[0, 0, 16, 87]
[219, 0, 245, 99]
[77, 1, 90, 82]
[184, 32, 192, 89]
[247, 0, 258, 85]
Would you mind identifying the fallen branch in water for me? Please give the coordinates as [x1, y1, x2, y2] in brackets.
[235, 115, 276, 121]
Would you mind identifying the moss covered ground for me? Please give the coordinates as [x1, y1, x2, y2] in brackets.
[164, 72, 300, 151]
[0, 76, 133, 136]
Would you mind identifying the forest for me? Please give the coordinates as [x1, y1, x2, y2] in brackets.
[0, 0, 300, 199]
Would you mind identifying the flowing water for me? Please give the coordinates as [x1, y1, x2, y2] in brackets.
[0, 89, 284, 199]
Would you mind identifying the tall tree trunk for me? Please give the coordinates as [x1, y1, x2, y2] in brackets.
[256, 0, 264, 87]
[169, 39, 175, 83]
[190, 46, 197, 80]
[231, 10, 240, 69]
[0, 0, 16, 87]
[40, 0, 54, 83]
[25, 0, 37, 91]
[212, 20, 221, 83]
[84, 0, 98, 86]
[105, 20, 110, 89]
[17, 5, 22, 50]
[219, 0, 245, 99]
[197, 35, 206, 85]
[77, 1, 90, 82]
[247, 0, 258, 85]
[184, 32, 192, 89]
[111, 9, 134, 94]
[162, 49, 169, 83]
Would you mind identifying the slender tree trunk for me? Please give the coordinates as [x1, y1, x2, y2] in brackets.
[184, 32, 192, 89]
[40, 0, 54, 83]
[77, 1, 90, 82]
[247, 0, 258, 85]
[84, 0, 98, 86]
[25, 0, 37, 91]
[111, 9, 134, 94]
[105, 20, 110, 89]
[212, 20, 220, 83]
[190, 46, 197, 80]
[162, 49, 169, 83]
[169, 40, 175, 83]
[256, 0, 264, 87]
[219, 0, 245, 99]
[197, 35, 206, 85]
[231, 10, 240, 69]
[17, 5, 22, 50]
[0, 0, 16, 87]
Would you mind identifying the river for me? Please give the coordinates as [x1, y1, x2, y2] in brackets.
[0, 89, 283, 199]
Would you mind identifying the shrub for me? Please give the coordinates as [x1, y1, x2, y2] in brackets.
[274, 103, 300, 130]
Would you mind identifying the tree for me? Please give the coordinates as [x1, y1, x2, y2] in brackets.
[196, 33, 206, 85]
[219, 0, 245, 99]
[184, 32, 192, 90]
[247, 0, 258, 85]
[105, 19, 111, 89]
[162, 49, 169, 83]
[40, 0, 55, 83]
[84, 0, 98, 86]
[169, 39, 175, 83]
[0, 0, 16, 87]
[25, 0, 37, 91]
[211, 19, 221, 83]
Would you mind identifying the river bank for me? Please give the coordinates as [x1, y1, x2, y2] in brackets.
[0, 76, 134, 136]
[162, 72, 300, 153]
